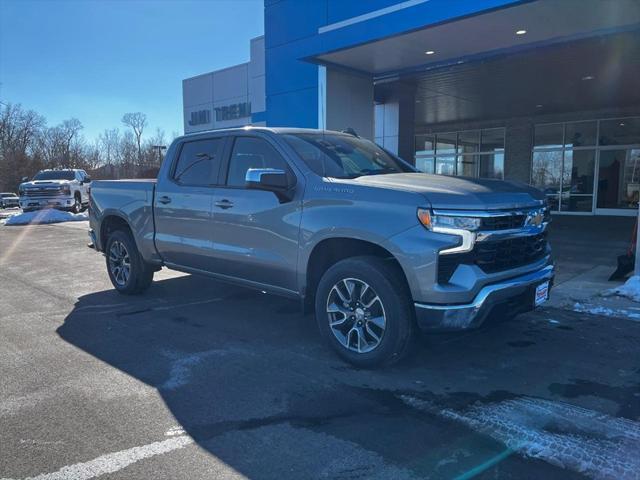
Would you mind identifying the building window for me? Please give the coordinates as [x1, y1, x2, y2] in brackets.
[532, 117, 640, 213]
[415, 128, 505, 179]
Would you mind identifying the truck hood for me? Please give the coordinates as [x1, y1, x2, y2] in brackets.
[22, 180, 72, 188]
[341, 173, 545, 210]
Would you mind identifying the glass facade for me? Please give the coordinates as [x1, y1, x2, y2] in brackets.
[415, 128, 505, 179]
[532, 117, 640, 213]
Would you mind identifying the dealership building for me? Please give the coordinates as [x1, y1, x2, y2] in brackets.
[183, 0, 640, 217]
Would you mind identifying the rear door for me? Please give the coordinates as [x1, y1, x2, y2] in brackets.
[210, 135, 302, 293]
[154, 136, 225, 271]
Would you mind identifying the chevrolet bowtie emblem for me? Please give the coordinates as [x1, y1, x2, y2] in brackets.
[526, 210, 544, 227]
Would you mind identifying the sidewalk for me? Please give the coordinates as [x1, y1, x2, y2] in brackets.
[546, 215, 639, 320]
[548, 266, 640, 320]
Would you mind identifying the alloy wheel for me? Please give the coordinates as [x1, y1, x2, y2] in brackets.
[326, 278, 386, 353]
[108, 240, 131, 287]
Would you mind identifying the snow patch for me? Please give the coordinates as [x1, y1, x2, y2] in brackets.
[3, 209, 88, 226]
[572, 302, 640, 321]
[401, 395, 640, 480]
[606, 275, 640, 303]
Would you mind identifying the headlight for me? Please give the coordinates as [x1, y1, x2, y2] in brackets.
[62, 185, 71, 195]
[19, 185, 25, 195]
[417, 208, 481, 231]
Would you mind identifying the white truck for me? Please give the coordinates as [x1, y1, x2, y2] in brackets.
[19, 169, 91, 213]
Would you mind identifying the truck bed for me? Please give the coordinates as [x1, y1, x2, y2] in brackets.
[89, 179, 157, 259]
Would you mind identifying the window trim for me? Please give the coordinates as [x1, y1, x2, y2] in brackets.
[220, 135, 296, 190]
[170, 136, 226, 188]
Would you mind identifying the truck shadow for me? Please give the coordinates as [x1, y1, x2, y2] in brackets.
[55, 274, 627, 479]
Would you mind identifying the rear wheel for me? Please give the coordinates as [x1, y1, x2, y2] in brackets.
[105, 229, 154, 294]
[315, 256, 415, 368]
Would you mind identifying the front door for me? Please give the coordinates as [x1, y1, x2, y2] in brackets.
[211, 135, 301, 293]
[154, 136, 224, 271]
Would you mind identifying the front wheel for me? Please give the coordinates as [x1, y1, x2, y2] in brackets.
[315, 256, 415, 368]
[71, 195, 82, 214]
[105, 229, 154, 294]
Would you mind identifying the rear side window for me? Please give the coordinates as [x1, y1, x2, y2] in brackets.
[173, 138, 222, 186]
[226, 137, 290, 187]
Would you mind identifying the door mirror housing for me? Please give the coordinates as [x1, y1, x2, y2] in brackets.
[245, 168, 293, 201]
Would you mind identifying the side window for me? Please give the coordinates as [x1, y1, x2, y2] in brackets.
[226, 137, 290, 187]
[173, 138, 222, 186]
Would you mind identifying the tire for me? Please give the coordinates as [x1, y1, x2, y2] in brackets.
[105, 229, 154, 294]
[72, 195, 82, 214]
[315, 256, 415, 368]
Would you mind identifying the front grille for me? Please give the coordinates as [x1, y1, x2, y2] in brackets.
[437, 232, 548, 284]
[23, 188, 63, 197]
[480, 214, 526, 230]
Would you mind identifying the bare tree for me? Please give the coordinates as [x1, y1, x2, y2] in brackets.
[121, 112, 147, 163]
[98, 128, 121, 166]
[0, 103, 46, 190]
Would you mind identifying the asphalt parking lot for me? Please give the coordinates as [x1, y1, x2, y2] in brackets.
[1, 221, 639, 480]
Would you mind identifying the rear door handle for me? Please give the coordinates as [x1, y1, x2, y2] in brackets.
[215, 199, 234, 209]
[158, 196, 172, 204]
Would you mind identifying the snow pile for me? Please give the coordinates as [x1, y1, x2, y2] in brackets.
[0, 209, 21, 225]
[572, 302, 640, 321]
[607, 275, 640, 303]
[3, 209, 88, 226]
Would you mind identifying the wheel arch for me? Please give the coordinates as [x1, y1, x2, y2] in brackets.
[100, 214, 134, 251]
[303, 237, 411, 312]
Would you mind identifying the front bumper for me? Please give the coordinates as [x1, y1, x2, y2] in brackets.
[414, 264, 554, 331]
[20, 196, 75, 210]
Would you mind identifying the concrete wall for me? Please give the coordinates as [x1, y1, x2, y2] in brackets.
[323, 68, 374, 139]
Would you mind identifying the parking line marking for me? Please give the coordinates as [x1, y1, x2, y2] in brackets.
[0, 435, 193, 480]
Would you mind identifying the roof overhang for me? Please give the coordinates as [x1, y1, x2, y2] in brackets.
[307, 0, 640, 79]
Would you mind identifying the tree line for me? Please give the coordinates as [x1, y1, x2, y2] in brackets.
[0, 103, 177, 192]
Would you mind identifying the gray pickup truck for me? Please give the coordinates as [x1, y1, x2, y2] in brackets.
[89, 127, 554, 367]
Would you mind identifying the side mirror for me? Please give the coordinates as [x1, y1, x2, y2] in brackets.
[21, 176, 29, 182]
[245, 168, 292, 201]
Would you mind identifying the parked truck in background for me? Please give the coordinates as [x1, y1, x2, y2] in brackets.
[19, 169, 91, 213]
[0, 192, 19, 209]
[88, 127, 554, 367]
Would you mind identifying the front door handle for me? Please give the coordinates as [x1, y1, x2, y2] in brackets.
[158, 196, 172, 204]
[215, 199, 234, 209]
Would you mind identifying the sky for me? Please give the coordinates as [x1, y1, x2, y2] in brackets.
[0, 0, 264, 143]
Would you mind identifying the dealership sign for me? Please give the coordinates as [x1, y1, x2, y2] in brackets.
[188, 110, 211, 126]
[215, 102, 251, 121]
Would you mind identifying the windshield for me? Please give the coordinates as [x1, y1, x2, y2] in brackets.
[283, 133, 414, 179]
[32, 171, 76, 181]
